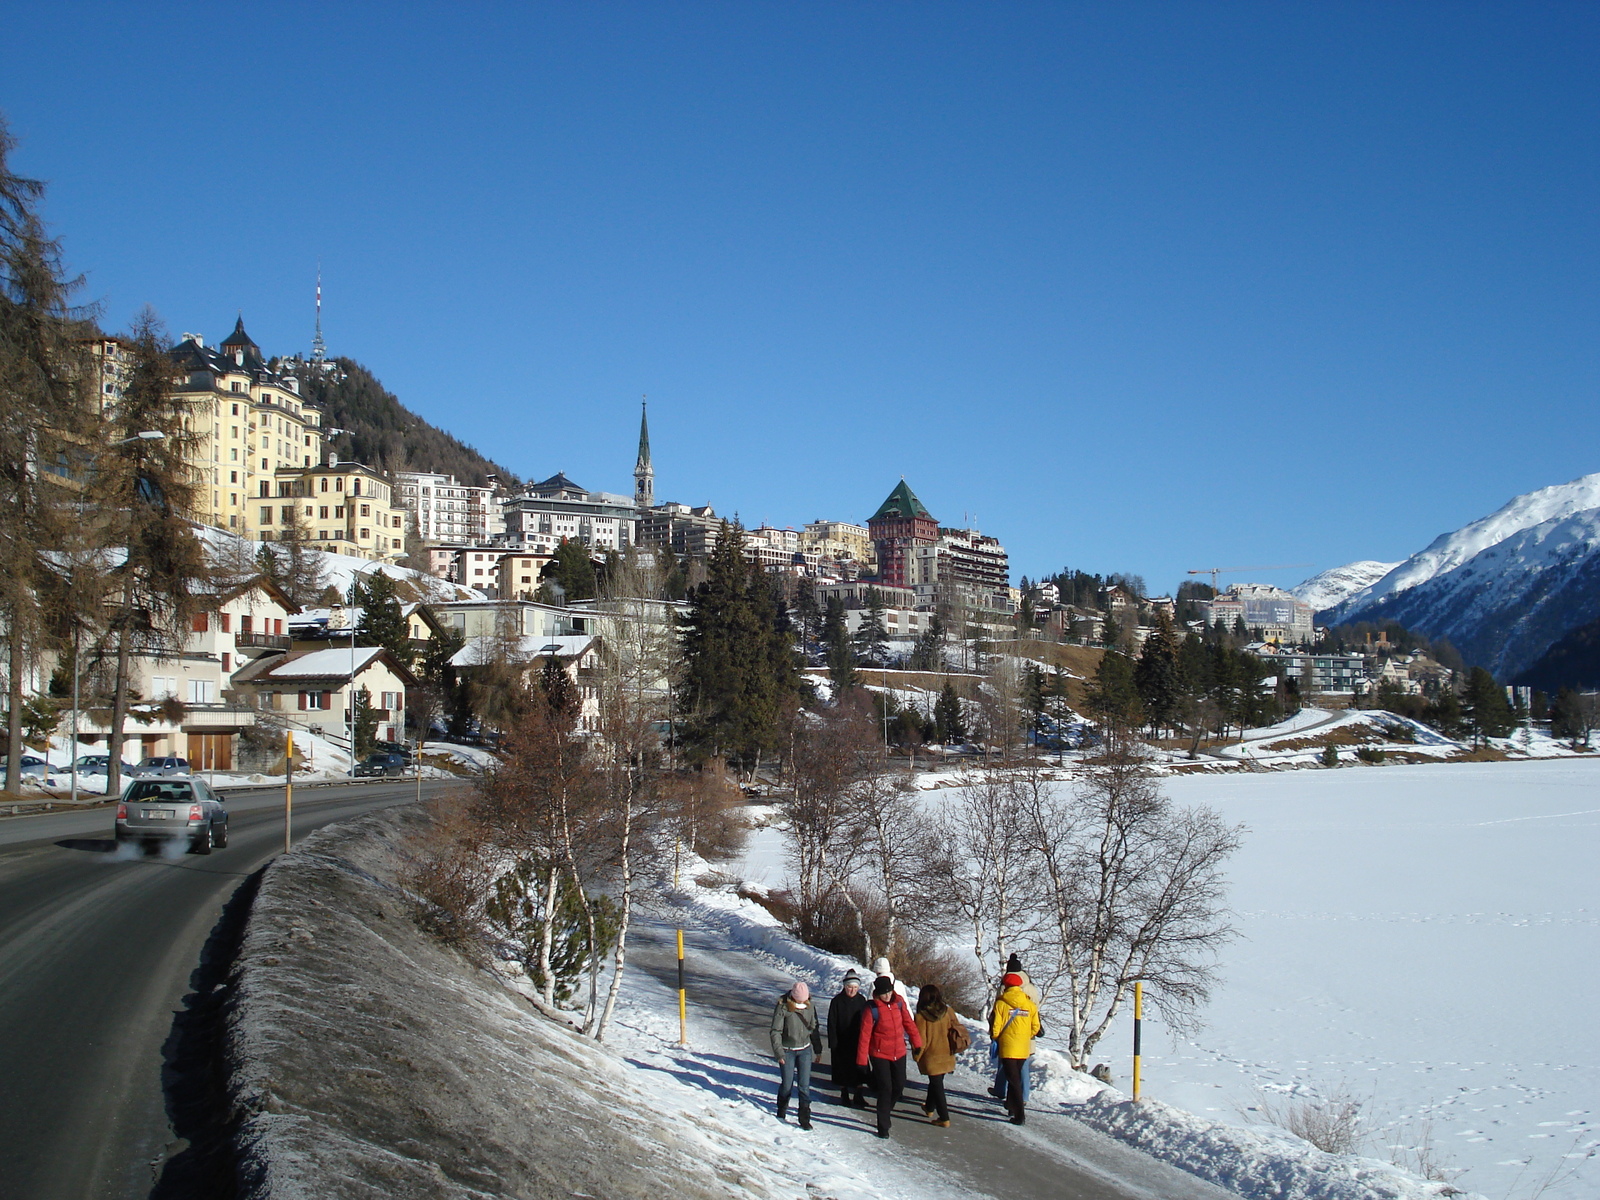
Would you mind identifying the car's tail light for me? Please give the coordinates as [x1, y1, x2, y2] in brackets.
[188, 804, 203, 821]
[116, 802, 127, 819]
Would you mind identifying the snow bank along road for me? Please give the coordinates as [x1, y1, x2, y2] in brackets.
[221, 801, 1237, 1200]
[0, 778, 460, 1200]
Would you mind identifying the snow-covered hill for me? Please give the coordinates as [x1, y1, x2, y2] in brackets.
[1290, 561, 1399, 613]
[1326, 473, 1600, 678]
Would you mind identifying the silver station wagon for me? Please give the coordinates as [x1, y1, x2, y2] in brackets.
[115, 777, 230, 854]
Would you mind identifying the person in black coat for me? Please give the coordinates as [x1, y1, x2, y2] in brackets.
[827, 971, 870, 1107]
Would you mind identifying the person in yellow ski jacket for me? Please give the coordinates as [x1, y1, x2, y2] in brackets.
[988, 972, 1042, 1125]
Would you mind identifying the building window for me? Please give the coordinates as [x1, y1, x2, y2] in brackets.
[334, 506, 344, 518]
[220, 613, 231, 633]
[260, 507, 273, 524]
[360, 527, 370, 540]
[259, 482, 270, 498]
[336, 478, 344, 492]
[191, 612, 209, 633]
[319, 506, 329, 519]
[221, 653, 230, 672]
[281, 505, 294, 522]
[318, 530, 329, 540]
[320, 478, 329, 493]
[360, 504, 370, 517]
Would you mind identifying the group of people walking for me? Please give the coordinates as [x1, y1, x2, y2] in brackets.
[767, 954, 1042, 1140]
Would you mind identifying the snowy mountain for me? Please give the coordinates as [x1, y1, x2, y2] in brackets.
[1326, 472, 1600, 679]
[1290, 561, 1400, 612]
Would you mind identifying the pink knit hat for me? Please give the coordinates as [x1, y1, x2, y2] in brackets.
[789, 981, 810, 1001]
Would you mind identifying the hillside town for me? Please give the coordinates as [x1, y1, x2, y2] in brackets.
[6, 314, 1521, 791]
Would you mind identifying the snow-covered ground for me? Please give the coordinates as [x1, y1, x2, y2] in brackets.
[1143, 761, 1600, 1200]
[728, 758, 1599, 1198]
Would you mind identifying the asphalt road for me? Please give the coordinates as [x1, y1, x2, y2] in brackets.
[0, 778, 460, 1200]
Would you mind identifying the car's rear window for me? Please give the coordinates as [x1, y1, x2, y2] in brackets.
[127, 781, 195, 802]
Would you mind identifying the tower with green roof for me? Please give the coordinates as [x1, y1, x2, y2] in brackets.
[867, 479, 938, 589]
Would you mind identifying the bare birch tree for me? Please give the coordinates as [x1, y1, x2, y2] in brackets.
[1018, 741, 1242, 1063]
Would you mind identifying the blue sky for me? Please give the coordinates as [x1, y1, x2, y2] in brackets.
[4, 2, 1596, 593]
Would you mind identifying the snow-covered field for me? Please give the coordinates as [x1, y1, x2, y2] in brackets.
[730, 757, 1600, 1199]
[1146, 761, 1600, 1200]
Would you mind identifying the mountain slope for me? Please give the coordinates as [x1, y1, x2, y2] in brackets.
[1329, 473, 1600, 615]
[1328, 474, 1600, 679]
[294, 358, 520, 488]
[1291, 561, 1400, 612]
[1513, 614, 1600, 692]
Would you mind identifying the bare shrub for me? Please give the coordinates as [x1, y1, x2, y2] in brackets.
[397, 799, 496, 962]
[892, 930, 985, 1015]
[1385, 1117, 1460, 1185]
[1256, 1085, 1369, 1155]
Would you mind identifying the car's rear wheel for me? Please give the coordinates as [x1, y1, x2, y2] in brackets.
[214, 818, 229, 848]
[192, 824, 213, 855]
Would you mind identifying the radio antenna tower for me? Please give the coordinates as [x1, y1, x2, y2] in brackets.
[310, 264, 327, 364]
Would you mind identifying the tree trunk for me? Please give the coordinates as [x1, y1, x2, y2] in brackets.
[6, 632, 25, 795]
[594, 773, 634, 1041]
[106, 625, 132, 796]
[537, 863, 559, 1007]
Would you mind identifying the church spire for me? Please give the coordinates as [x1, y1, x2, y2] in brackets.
[634, 396, 654, 510]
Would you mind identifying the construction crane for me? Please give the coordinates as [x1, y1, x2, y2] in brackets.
[1186, 564, 1314, 592]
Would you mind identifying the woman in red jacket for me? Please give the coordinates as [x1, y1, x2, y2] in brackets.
[855, 975, 922, 1139]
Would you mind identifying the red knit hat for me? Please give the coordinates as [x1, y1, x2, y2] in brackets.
[1002, 972, 1023, 988]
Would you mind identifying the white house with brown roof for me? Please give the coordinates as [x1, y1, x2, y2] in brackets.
[232, 647, 417, 747]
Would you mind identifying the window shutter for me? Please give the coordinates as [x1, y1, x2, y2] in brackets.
[299, 692, 308, 711]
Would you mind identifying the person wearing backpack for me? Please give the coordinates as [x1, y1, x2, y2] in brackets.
[912, 983, 968, 1127]
[770, 980, 820, 1130]
[989, 971, 1042, 1125]
[855, 975, 922, 1139]
[990, 953, 1043, 1105]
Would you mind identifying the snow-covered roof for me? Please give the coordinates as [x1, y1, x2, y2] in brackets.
[237, 647, 391, 683]
[449, 634, 596, 668]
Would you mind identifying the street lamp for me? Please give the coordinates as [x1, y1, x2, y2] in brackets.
[114, 430, 166, 446]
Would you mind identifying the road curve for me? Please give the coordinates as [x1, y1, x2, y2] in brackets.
[0, 779, 462, 1200]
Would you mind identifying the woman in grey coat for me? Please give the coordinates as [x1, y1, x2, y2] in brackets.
[770, 980, 819, 1130]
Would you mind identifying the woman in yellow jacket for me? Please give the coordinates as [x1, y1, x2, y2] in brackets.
[988, 972, 1042, 1125]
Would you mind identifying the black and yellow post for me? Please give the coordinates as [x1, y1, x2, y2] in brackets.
[1132, 980, 1143, 1101]
[674, 838, 688, 1045]
[676, 929, 688, 1045]
[283, 730, 294, 854]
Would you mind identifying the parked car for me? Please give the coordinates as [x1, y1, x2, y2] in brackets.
[372, 741, 415, 764]
[352, 752, 410, 777]
[72, 755, 138, 776]
[131, 756, 190, 777]
[114, 777, 229, 853]
[1, 754, 55, 782]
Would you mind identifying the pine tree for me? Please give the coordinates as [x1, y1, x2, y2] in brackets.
[934, 680, 965, 743]
[355, 571, 412, 667]
[853, 586, 889, 666]
[1089, 652, 1143, 728]
[677, 523, 799, 769]
[1463, 666, 1513, 744]
[1134, 612, 1181, 735]
[822, 594, 856, 695]
[541, 539, 596, 604]
[1023, 661, 1046, 738]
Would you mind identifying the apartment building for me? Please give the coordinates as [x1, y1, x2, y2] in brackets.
[267, 457, 409, 562]
[638, 502, 722, 557]
[801, 520, 875, 569]
[394, 470, 503, 545]
[501, 474, 636, 553]
[160, 319, 328, 536]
